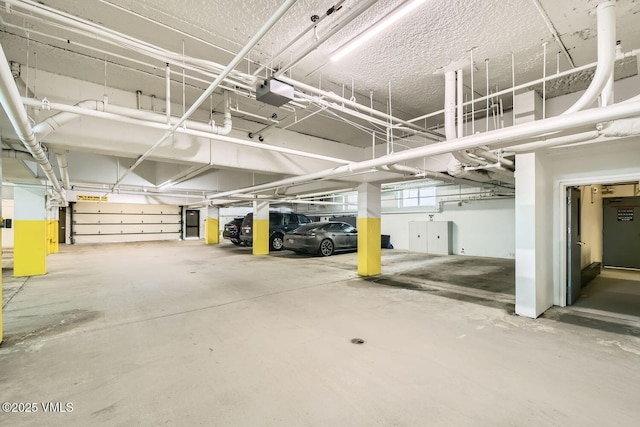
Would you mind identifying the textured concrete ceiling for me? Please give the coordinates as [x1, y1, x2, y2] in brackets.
[1, 0, 639, 149]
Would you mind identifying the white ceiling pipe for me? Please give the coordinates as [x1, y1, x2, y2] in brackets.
[206, 99, 640, 200]
[273, 0, 379, 78]
[0, 45, 64, 199]
[563, 1, 616, 114]
[31, 98, 230, 138]
[445, 70, 514, 175]
[379, 163, 512, 189]
[257, 0, 350, 76]
[456, 69, 464, 138]
[112, 0, 298, 190]
[54, 151, 70, 190]
[278, 76, 442, 139]
[22, 97, 351, 165]
[2, 16, 258, 95]
[3, 0, 256, 86]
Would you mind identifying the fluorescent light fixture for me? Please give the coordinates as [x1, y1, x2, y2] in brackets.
[331, 0, 426, 62]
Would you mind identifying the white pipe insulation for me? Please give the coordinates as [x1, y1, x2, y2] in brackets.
[0, 45, 64, 200]
[563, 1, 616, 114]
[112, 0, 298, 190]
[22, 97, 351, 165]
[206, 99, 640, 201]
[444, 71, 515, 185]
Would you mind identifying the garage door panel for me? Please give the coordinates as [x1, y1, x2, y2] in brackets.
[72, 202, 183, 244]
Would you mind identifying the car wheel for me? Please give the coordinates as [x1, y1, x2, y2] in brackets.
[319, 239, 334, 257]
[270, 235, 284, 251]
[231, 239, 241, 245]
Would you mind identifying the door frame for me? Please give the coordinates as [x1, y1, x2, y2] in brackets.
[184, 209, 201, 239]
[556, 172, 640, 307]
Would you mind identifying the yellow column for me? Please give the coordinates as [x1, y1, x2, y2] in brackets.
[204, 206, 220, 245]
[14, 186, 47, 277]
[205, 218, 219, 244]
[252, 201, 270, 255]
[357, 183, 381, 276]
[46, 219, 59, 254]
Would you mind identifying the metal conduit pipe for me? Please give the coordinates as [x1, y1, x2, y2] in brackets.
[278, 76, 443, 139]
[21, 97, 352, 165]
[32, 97, 232, 138]
[563, 1, 616, 114]
[255, 0, 349, 76]
[273, 0, 378, 78]
[4, 0, 256, 86]
[112, 0, 297, 190]
[206, 99, 640, 200]
[0, 45, 64, 199]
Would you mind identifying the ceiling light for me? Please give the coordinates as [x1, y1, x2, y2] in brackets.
[330, 0, 426, 62]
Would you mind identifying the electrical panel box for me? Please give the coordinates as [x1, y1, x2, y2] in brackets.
[409, 220, 452, 255]
[427, 221, 452, 255]
[256, 78, 294, 107]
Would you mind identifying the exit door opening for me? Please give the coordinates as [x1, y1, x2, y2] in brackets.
[185, 210, 200, 238]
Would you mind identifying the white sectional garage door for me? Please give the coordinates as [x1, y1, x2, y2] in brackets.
[72, 202, 182, 244]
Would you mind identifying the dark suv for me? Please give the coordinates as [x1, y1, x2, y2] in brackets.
[239, 212, 311, 251]
[222, 217, 245, 245]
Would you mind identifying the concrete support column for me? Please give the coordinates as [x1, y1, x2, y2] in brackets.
[515, 153, 553, 318]
[252, 201, 270, 255]
[46, 205, 59, 254]
[0, 158, 3, 342]
[14, 186, 47, 277]
[205, 206, 220, 245]
[357, 182, 381, 276]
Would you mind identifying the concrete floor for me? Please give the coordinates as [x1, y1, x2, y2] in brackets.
[1, 241, 639, 426]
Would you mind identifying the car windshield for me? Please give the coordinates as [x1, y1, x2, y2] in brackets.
[292, 223, 322, 233]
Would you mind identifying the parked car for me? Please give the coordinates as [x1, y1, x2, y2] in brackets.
[284, 221, 357, 256]
[239, 212, 312, 251]
[222, 217, 245, 245]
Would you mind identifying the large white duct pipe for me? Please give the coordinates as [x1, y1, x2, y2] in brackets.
[22, 97, 351, 165]
[54, 152, 70, 190]
[32, 95, 231, 138]
[564, 1, 616, 114]
[0, 45, 64, 199]
[206, 99, 640, 200]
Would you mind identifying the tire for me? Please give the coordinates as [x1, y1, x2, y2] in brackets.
[231, 239, 241, 245]
[270, 234, 284, 251]
[319, 239, 334, 257]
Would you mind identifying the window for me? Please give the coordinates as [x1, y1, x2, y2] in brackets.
[401, 187, 436, 208]
[345, 194, 357, 211]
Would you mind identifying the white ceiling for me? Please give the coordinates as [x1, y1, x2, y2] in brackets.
[1, 0, 639, 196]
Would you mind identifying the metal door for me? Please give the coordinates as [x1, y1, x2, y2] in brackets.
[603, 197, 640, 269]
[185, 210, 200, 238]
[409, 221, 428, 253]
[567, 187, 582, 305]
[58, 207, 66, 244]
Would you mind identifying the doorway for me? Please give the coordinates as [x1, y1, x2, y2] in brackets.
[185, 210, 200, 238]
[564, 181, 640, 312]
[58, 207, 66, 244]
[603, 196, 640, 269]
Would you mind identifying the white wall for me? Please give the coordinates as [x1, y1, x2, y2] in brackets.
[1, 199, 14, 247]
[381, 198, 515, 258]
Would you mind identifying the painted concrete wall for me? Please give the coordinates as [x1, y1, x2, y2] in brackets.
[1, 199, 14, 247]
[381, 198, 515, 259]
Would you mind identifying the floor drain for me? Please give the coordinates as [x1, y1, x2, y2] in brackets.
[351, 338, 365, 345]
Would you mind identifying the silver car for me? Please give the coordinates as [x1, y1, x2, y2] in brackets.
[283, 222, 358, 256]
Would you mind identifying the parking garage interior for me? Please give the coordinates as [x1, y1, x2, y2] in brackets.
[1, 0, 639, 425]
